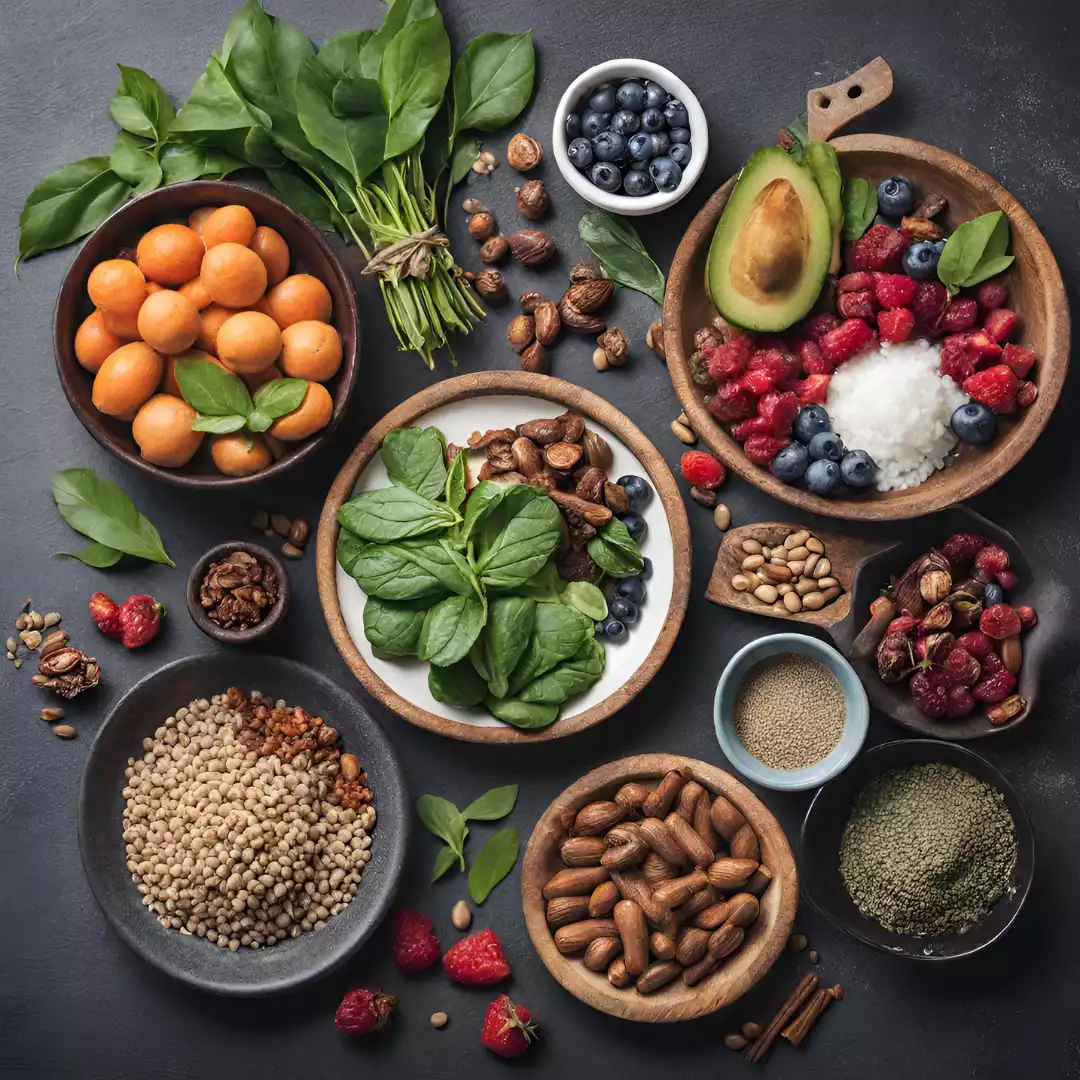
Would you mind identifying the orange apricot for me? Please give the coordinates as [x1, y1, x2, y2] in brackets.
[87, 259, 147, 314]
[251, 226, 290, 287]
[211, 432, 273, 476]
[267, 380, 333, 441]
[280, 320, 342, 382]
[200, 242, 267, 308]
[74, 310, 125, 373]
[160, 350, 226, 398]
[202, 204, 258, 249]
[178, 276, 212, 310]
[216, 311, 282, 375]
[100, 307, 143, 340]
[91, 342, 164, 421]
[188, 206, 218, 236]
[136, 223, 205, 286]
[243, 363, 283, 394]
[132, 394, 204, 468]
[265, 274, 332, 328]
[136, 289, 201, 354]
[195, 304, 240, 353]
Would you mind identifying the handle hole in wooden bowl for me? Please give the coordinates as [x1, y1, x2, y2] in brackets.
[847, 84, 863, 99]
[818, 94, 831, 108]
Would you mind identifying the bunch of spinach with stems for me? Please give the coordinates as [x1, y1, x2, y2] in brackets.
[17, 0, 536, 369]
[336, 425, 644, 730]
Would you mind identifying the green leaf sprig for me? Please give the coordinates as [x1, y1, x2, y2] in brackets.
[936, 210, 1014, 297]
[841, 178, 877, 244]
[174, 358, 307, 434]
[578, 211, 666, 305]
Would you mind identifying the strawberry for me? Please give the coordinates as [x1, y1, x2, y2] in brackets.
[980, 603, 1022, 640]
[702, 344, 745, 383]
[740, 368, 780, 395]
[850, 224, 906, 272]
[976, 281, 1009, 311]
[1016, 380, 1038, 408]
[974, 543, 1010, 579]
[797, 313, 840, 341]
[731, 415, 773, 441]
[792, 373, 831, 404]
[912, 280, 948, 335]
[1002, 343, 1035, 379]
[837, 271, 874, 293]
[443, 928, 511, 985]
[820, 317, 874, 364]
[680, 451, 726, 490]
[968, 328, 1003, 364]
[941, 297, 979, 333]
[790, 337, 822, 372]
[89, 592, 122, 639]
[962, 365, 1019, 414]
[480, 995, 536, 1059]
[392, 908, 440, 973]
[837, 289, 877, 321]
[804, 352, 836, 375]
[334, 988, 397, 1035]
[983, 308, 1017, 343]
[746, 348, 792, 381]
[872, 272, 919, 310]
[743, 433, 791, 465]
[939, 333, 982, 383]
[877, 308, 915, 343]
[118, 594, 165, 648]
[757, 389, 799, 435]
[707, 381, 757, 422]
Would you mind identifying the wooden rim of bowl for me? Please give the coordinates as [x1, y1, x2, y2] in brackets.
[520, 753, 799, 1021]
[315, 371, 692, 743]
[664, 134, 1070, 521]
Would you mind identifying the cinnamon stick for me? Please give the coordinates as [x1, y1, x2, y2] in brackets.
[781, 983, 842, 1047]
[744, 973, 819, 1063]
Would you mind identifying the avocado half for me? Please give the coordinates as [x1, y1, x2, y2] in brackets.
[706, 146, 832, 333]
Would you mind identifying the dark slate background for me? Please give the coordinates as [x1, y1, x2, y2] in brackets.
[2, 0, 1078, 1076]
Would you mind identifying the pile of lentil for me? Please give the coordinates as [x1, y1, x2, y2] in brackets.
[733, 653, 846, 770]
[840, 763, 1016, 936]
[121, 688, 375, 951]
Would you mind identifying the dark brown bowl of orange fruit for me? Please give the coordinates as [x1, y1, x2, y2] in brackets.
[54, 179, 359, 489]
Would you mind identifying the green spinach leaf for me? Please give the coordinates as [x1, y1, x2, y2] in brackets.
[428, 659, 488, 708]
[381, 426, 447, 500]
[266, 165, 340, 232]
[431, 843, 460, 882]
[483, 596, 535, 699]
[445, 451, 468, 513]
[362, 595, 428, 656]
[160, 146, 246, 184]
[515, 559, 566, 600]
[477, 493, 562, 590]
[484, 695, 559, 729]
[462, 784, 518, 821]
[349, 536, 472, 600]
[57, 542, 124, 568]
[937, 210, 1014, 295]
[468, 827, 519, 904]
[109, 132, 162, 197]
[333, 74, 384, 118]
[317, 29, 374, 79]
[518, 638, 605, 704]
[450, 32, 535, 135]
[840, 178, 877, 244]
[578, 211, 665, 305]
[418, 593, 487, 667]
[587, 517, 644, 578]
[336, 528, 367, 576]
[417, 793, 467, 870]
[338, 486, 458, 542]
[175, 359, 254, 418]
[380, 13, 451, 158]
[449, 135, 480, 186]
[252, 377, 308, 419]
[360, 0, 437, 80]
[507, 600, 593, 695]
[109, 65, 174, 143]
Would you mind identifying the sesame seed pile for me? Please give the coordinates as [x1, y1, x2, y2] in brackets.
[121, 690, 375, 952]
[733, 654, 846, 770]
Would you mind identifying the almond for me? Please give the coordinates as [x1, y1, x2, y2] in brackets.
[709, 795, 748, 842]
[643, 769, 688, 818]
[635, 817, 686, 866]
[545, 895, 591, 928]
[652, 870, 708, 909]
[614, 899, 649, 975]
[614, 781, 649, 814]
[664, 811, 715, 868]
[641, 850, 678, 887]
[635, 959, 682, 994]
[572, 800, 625, 836]
[745, 865, 774, 896]
[508, 229, 555, 266]
[507, 314, 535, 353]
[583, 936, 623, 971]
[560, 835, 607, 866]
[565, 278, 614, 313]
[554, 918, 619, 955]
[707, 857, 759, 891]
[707, 922, 745, 959]
[649, 931, 677, 961]
[675, 926, 711, 966]
[729, 823, 761, 863]
[543, 866, 610, 899]
[588, 880, 620, 918]
[725, 892, 760, 929]
[682, 952, 719, 986]
[534, 299, 561, 345]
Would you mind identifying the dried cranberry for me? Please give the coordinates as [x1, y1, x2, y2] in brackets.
[943, 647, 982, 688]
[910, 668, 950, 718]
[955, 630, 994, 659]
[980, 603, 1022, 640]
[972, 668, 1017, 704]
[995, 569, 1020, 591]
[707, 381, 757, 422]
[798, 313, 841, 341]
[743, 433, 792, 465]
[945, 685, 976, 718]
[940, 533, 991, 570]
[1016, 605, 1038, 630]
[973, 543, 1010, 580]
[757, 390, 799, 435]
[980, 650, 1005, 677]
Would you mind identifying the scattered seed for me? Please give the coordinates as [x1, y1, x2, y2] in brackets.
[714, 504, 731, 531]
[813, 558, 832, 579]
[742, 554, 765, 571]
[777, 583, 794, 596]
[14, 659, 22, 669]
[40, 630, 69, 657]
[44, 613, 62, 629]
[753, 584, 779, 604]
[670, 419, 696, 445]
[32, 674, 50, 686]
[741, 540, 762, 555]
[732, 574, 750, 592]
[462, 197, 485, 214]
[783, 591, 803, 614]
[271, 513, 292, 537]
[741, 1021, 763, 1040]
[809, 949, 820, 963]
[6, 651, 14, 661]
[785, 531, 809, 550]
[40, 707, 65, 722]
[690, 486, 716, 508]
[20, 630, 42, 650]
[789, 933, 809, 952]
[761, 546, 772, 559]
[724, 1034, 748, 1051]
[251, 509, 270, 532]
[451, 900, 473, 931]
[806, 537, 825, 554]
[430, 1012, 449, 1029]
[5, 637, 16, 653]
[52, 725, 77, 740]
[288, 519, 310, 548]
[282, 542, 305, 560]
[802, 591, 826, 611]
[592, 347, 610, 372]
[15, 614, 28, 631]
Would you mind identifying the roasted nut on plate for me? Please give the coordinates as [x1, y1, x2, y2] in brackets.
[508, 230, 556, 266]
[710, 794, 748, 841]
[664, 811, 715, 868]
[643, 769, 687, 818]
[565, 278, 614, 314]
[560, 835, 607, 866]
[584, 936, 623, 972]
[614, 899, 649, 975]
[730, 823, 761, 863]
[707, 923, 745, 959]
[636, 959, 682, 994]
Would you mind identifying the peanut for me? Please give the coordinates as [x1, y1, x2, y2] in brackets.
[664, 812, 715, 868]
[642, 769, 687, 818]
[607, 956, 631, 988]
[709, 795, 747, 842]
[635, 960, 682, 994]
[707, 857, 759, 891]
[588, 881, 620, 919]
[543, 866, 609, 899]
[554, 918, 619, 955]
[573, 800, 625, 835]
[560, 836, 607, 867]
[729, 823, 760, 863]
[584, 936, 623, 972]
[707, 923, 745, 959]
[675, 926, 711, 966]
[725, 893, 760, 929]
[652, 870, 709, 909]
[614, 900, 649, 975]
[636, 817, 687, 865]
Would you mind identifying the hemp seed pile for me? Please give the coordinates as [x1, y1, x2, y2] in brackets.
[122, 688, 375, 951]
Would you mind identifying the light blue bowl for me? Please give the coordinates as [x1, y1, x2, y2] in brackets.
[714, 633, 868, 792]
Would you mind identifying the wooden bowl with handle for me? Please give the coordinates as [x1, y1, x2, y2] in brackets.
[521, 754, 797, 1022]
[664, 58, 1069, 521]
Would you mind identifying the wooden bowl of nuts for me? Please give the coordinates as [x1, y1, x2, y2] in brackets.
[521, 754, 797, 1021]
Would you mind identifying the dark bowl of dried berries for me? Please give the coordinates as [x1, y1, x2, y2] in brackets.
[187, 541, 290, 645]
[553, 60, 708, 215]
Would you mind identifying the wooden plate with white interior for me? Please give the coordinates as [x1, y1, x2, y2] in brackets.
[316, 372, 691, 743]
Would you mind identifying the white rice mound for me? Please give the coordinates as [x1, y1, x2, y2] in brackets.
[826, 341, 969, 492]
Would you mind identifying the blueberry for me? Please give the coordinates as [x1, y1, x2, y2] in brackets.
[903, 240, 941, 280]
[839, 448, 877, 488]
[640, 107, 665, 133]
[612, 149, 633, 171]
[792, 404, 831, 445]
[567, 137, 594, 170]
[804, 458, 841, 495]
[662, 99, 690, 129]
[808, 430, 844, 463]
[610, 596, 640, 625]
[628, 132, 655, 160]
[622, 510, 647, 542]
[581, 109, 611, 140]
[643, 80, 668, 109]
[984, 582, 1005, 607]
[592, 130, 628, 162]
[951, 401, 997, 444]
[932, 238, 947, 252]
[669, 143, 692, 167]
[617, 474, 652, 506]
[623, 169, 654, 197]
[649, 131, 670, 156]
[601, 616, 627, 642]
[615, 576, 647, 603]
[615, 81, 646, 112]
[589, 161, 622, 193]
[611, 109, 640, 135]
[876, 175, 915, 218]
[565, 113, 582, 139]
[588, 83, 616, 113]
[770, 441, 810, 482]
[649, 155, 682, 193]
[628, 158, 650, 171]
[639, 556, 653, 581]
[668, 127, 691, 144]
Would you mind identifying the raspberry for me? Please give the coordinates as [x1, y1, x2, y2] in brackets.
[804, 353, 836, 375]
[944, 647, 982, 688]
[335, 988, 397, 1035]
[912, 280, 949, 335]
[837, 271, 874, 293]
[743, 433, 791, 465]
[757, 390, 799, 435]
[708, 381, 757, 422]
[392, 909, 440, 972]
[791, 337, 822, 372]
[956, 630, 994, 659]
[983, 308, 1017, 343]
[118, 594, 165, 648]
[820, 317, 874, 364]
[1002, 343, 1035, 379]
[995, 569, 1020, 591]
[945, 685, 976, 718]
[732, 415, 773, 441]
[798, 313, 840, 341]
[793, 374, 831, 404]
[972, 668, 1017, 704]
[851, 223, 905, 272]
[740, 368, 780, 394]
[941, 297, 979, 333]
[872, 272, 919, 309]
[979, 603, 1022, 640]
[443, 928, 512, 986]
[962, 365, 1018, 414]
[980, 650, 1005, 677]
[887, 615, 919, 636]
[89, 592, 123, 639]
[702, 344, 745, 383]
[1016, 605, 1037, 630]
[968, 328, 1003, 364]
[837, 290, 877, 320]
[974, 543, 1010, 579]
[680, 450, 726, 490]
[976, 281, 1009, 311]
[1016, 380, 1038, 408]
[939, 333, 982, 383]
[910, 668, 950, 718]
[725, 328, 756, 362]
[940, 532, 991, 568]
[747, 348, 792, 379]
[877, 308, 915, 343]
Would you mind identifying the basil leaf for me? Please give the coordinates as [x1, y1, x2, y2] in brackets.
[485, 695, 559, 729]
[380, 13, 451, 158]
[317, 29, 374, 80]
[428, 658, 488, 708]
[983, 209, 1010, 260]
[445, 452, 468, 513]
[469, 827, 519, 904]
[960, 254, 1014, 289]
[51, 468, 173, 566]
[253, 377, 308, 420]
[339, 486, 458, 542]
[360, 0, 437, 80]
[160, 146, 246, 184]
[450, 32, 535, 135]
[462, 784, 518, 822]
[431, 843, 461, 882]
[477, 494, 562, 590]
[449, 136, 480, 186]
[518, 638, 606, 704]
[349, 536, 472, 600]
[175, 359, 254, 418]
[266, 165, 340, 232]
[193, 413, 247, 434]
[484, 596, 535, 700]
[381, 426, 447, 500]
[336, 528, 367, 576]
[841, 178, 877, 244]
[508, 601, 594, 695]
[587, 518, 644, 578]
[417, 793, 466, 868]
[109, 132, 162, 197]
[57, 542, 124, 568]
[418, 593, 487, 667]
[17, 157, 130, 265]
[109, 64, 174, 143]
[363, 595, 428, 657]
[937, 211, 1006, 294]
[245, 411, 273, 432]
[579, 211, 665, 305]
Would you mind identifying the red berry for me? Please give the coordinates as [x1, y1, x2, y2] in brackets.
[680, 450, 726, 490]
[910, 668, 950, 718]
[117, 594, 165, 648]
[837, 289, 877, 321]
[962, 365, 1019, 414]
[443, 928, 512, 986]
[743, 433, 792, 465]
[790, 337, 821, 371]
[792, 373, 831, 404]
[956, 630, 994, 659]
[820, 317, 874, 364]
[968, 328, 1003, 363]
[972, 668, 1017, 704]
[976, 281, 1009, 311]
[851, 223, 906, 272]
[798, 313, 841, 341]
[747, 348, 793, 380]
[980, 603, 1022, 640]
[872, 272, 919, 310]
[974, 543, 1010, 579]
[707, 381, 757, 422]
[912, 280, 949, 335]
[1016, 380, 1038, 408]
[703, 343, 746, 383]
[480, 994, 536, 1059]
[939, 333, 981, 383]
[392, 908, 440, 973]
[837, 271, 874, 294]
[945, 684, 976, 718]
[980, 650, 1005, 677]
[757, 389, 799, 435]
[725, 328, 756, 362]
[740, 368, 780, 394]
[887, 615, 919, 636]
[1016, 605, 1037, 630]
[1001, 343, 1035, 379]
[995, 569, 1020, 591]
[877, 307, 915, 343]
[335, 988, 397, 1035]
[731, 415, 772, 441]
[983, 308, 1017, 343]
[804, 354, 836, 376]
[941, 297, 979, 333]
[89, 592, 123, 639]
[944, 646, 982, 688]
[940, 532, 991, 569]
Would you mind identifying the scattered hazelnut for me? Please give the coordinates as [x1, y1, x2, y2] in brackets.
[519, 341, 549, 373]
[479, 235, 510, 264]
[569, 261, 601, 283]
[430, 1011, 449, 1029]
[506, 132, 543, 172]
[451, 900, 473, 930]
[516, 179, 550, 220]
[473, 268, 507, 300]
[467, 211, 496, 240]
[508, 229, 556, 267]
[507, 314, 535, 354]
[518, 290, 544, 314]
[597, 327, 629, 367]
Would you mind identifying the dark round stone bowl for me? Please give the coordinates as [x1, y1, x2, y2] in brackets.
[78, 653, 408, 995]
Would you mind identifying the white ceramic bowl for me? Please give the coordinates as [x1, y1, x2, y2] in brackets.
[552, 59, 709, 216]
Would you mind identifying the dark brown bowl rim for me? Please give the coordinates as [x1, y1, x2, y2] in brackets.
[186, 541, 291, 644]
[53, 179, 360, 489]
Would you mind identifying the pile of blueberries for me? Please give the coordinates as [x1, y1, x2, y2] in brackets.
[770, 406, 878, 497]
[876, 174, 947, 280]
[564, 79, 692, 198]
[596, 473, 651, 642]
